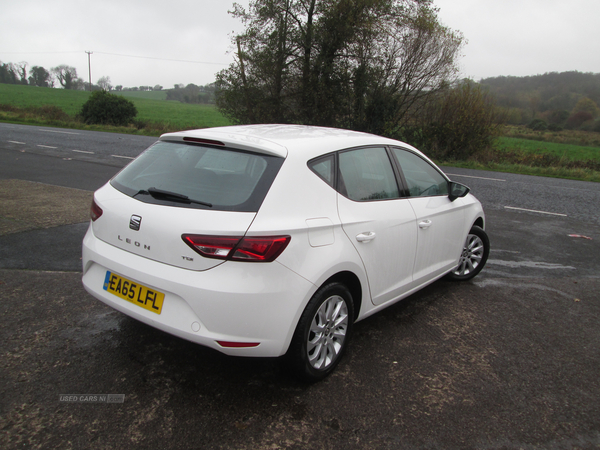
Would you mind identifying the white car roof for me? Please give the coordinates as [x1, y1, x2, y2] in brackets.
[160, 124, 419, 159]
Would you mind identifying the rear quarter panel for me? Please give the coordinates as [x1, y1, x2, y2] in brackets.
[247, 150, 371, 316]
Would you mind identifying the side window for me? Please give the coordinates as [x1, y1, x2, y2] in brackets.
[338, 147, 400, 201]
[392, 148, 448, 197]
[308, 154, 335, 188]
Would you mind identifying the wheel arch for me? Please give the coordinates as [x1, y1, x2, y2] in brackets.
[473, 216, 485, 229]
[320, 271, 362, 321]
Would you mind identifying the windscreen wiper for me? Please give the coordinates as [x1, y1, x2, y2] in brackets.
[135, 187, 213, 207]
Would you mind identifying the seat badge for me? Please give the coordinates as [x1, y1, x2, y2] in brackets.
[129, 215, 142, 231]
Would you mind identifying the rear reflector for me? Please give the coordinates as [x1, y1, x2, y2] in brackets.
[90, 198, 103, 221]
[182, 234, 291, 262]
[217, 341, 260, 348]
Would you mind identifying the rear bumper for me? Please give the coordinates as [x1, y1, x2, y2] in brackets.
[82, 225, 316, 357]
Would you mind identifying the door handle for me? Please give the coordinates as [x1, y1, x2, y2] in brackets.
[356, 232, 376, 242]
[419, 219, 432, 229]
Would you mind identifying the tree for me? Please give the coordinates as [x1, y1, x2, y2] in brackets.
[72, 78, 85, 90]
[83, 81, 100, 91]
[405, 81, 504, 160]
[566, 111, 593, 130]
[572, 97, 600, 119]
[16, 62, 28, 85]
[52, 65, 79, 89]
[79, 90, 137, 126]
[166, 83, 216, 104]
[0, 62, 19, 84]
[97, 76, 112, 91]
[28, 66, 53, 87]
[216, 0, 464, 134]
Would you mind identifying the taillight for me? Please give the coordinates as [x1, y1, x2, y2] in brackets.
[182, 235, 291, 262]
[90, 198, 103, 221]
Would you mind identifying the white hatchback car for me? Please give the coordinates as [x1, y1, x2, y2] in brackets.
[82, 125, 489, 381]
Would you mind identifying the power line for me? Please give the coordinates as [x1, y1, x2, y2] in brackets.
[0, 51, 82, 54]
[93, 51, 228, 66]
[0, 50, 229, 66]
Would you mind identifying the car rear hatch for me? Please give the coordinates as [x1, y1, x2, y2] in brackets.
[92, 138, 285, 271]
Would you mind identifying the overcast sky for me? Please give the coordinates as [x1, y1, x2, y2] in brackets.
[1, 0, 599, 89]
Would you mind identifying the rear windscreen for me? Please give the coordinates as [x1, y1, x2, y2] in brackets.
[110, 141, 284, 212]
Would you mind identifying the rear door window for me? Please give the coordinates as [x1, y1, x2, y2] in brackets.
[338, 147, 400, 201]
[111, 141, 283, 212]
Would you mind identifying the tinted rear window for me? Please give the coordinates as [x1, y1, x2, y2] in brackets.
[111, 141, 284, 212]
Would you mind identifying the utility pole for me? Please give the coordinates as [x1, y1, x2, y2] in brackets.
[85, 51, 93, 91]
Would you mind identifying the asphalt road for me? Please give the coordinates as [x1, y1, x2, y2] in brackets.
[1, 124, 599, 449]
[0, 122, 156, 168]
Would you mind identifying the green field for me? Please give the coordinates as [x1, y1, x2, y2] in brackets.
[0, 84, 89, 116]
[116, 90, 168, 101]
[496, 136, 600, 162]
[0, 83, 231, 130]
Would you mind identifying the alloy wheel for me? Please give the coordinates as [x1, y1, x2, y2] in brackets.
[306, 295, 349, 370]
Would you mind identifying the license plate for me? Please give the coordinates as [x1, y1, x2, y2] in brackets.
[103, 271, 165, 314]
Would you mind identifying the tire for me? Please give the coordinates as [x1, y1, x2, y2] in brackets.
[447, 225, 490, 281]
[286, 282, 354, 382]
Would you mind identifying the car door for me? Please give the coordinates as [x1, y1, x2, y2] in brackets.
[391, 148, 467, 284]
[336, 147, 418, 306]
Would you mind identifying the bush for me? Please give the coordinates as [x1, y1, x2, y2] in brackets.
[399, 82, 504, 160]
[527, 119, 548, 131]
[580, 118, 600, 133]
[545, 109, 570, 125]
[0, 103, 70, 122]
[548, 123, 563, 132]
[566, 111, 593, 130]
[80, 90, 137, 126]
[32, 105, 70, 122]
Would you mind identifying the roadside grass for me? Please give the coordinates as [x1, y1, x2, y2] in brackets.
[439, 159, 600, 183]
[0, 83, 231, 135]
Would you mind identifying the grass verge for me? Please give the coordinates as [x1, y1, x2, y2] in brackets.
[438, 160, 600, 183]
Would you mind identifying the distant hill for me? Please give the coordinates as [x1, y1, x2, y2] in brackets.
[479, 71, 600, 129]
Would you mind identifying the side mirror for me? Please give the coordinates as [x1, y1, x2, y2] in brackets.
[448, 181, 470, 202]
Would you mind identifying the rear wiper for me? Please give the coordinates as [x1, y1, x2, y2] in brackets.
[135, 187, 213, 207]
